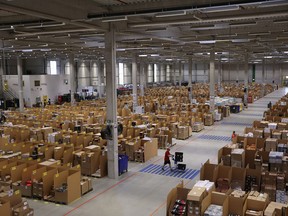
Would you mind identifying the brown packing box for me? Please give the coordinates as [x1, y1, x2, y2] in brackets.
[200, 161, 218, 182]
[264, 202, 288, 216]
[12, 182, 33, 198]
[201, 192, 228, 216]
[228, 190, 248, 216]
[177, 126, 189, 140]
[166, 183, 190, 216]
[244, 192, 268, 215]
[187, 186, 207, 202]
[0, 198, 11, 216]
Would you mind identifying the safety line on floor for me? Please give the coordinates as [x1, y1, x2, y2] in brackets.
[64, 173, 138, 215]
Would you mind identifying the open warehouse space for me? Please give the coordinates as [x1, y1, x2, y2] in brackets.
[0, 0, 288, 216]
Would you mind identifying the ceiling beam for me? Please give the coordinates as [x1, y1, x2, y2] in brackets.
[0, 2, 106, 31]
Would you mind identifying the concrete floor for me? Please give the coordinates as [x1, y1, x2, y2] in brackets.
[28, 87, 288, 216]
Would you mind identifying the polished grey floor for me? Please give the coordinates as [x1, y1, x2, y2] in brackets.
[28, 87, 288, 216]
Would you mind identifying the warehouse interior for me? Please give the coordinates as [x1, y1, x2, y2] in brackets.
[0, 0, 288, 216]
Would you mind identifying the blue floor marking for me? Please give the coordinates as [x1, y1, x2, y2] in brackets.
[139, 164, 199, 180]
[140, 164, 153, 172]
[198, 135, 231, 142]
[222, 122, 252, 126]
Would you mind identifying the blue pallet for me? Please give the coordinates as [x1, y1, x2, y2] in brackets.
[198, 135, 231, 142]
[221, 122, 252, 127]
[139, 164, 200, 180]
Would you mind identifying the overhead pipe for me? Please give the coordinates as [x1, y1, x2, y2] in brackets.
[15, 28, 97, 37]
[87, 0, 272, 20]
[129, 12, 288, 28]
[0, 3, 103, 31]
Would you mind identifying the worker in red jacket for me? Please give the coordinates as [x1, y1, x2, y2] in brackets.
[162, 148, 173, 171]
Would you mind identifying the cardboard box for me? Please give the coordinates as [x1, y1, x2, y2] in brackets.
[187, 186, 207, 202]
[0, 198, 11, 216]
[231, 149, 245, 168]
[201, 192, 228, 216]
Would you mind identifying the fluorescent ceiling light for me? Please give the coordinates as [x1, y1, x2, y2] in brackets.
[200, 5, 239, 13]
[25, 22, 65, 29]
[264, 56, 273, 59]
[0, 26, 14, 31]
[40, 49, 51, 52]
[155, 10, 186, 18]
[102, 16, 127, 22]
[166, 59, 173, 61]
[117, 48, 126, 51]
[232, 39, 250, 42]
[199, 40, 216, 44]
[151, 54, 159, 57]
[284, 51, 288, 54]
[22, 49, 33, 52]
[258, 0, 288, 8]
[139, 54, 147, 57]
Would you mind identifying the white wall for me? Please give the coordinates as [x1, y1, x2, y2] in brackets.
[5, 74, 71, 107]
[179, 62, 288, 84]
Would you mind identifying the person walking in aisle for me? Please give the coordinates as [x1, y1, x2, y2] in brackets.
[231, 131, 237, 140]
[162, 148, 173, 171]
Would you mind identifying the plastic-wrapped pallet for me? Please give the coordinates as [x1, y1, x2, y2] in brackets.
[276, 190, 288, 204]
[269, 151, 284, 164]
[268, 123, 277, 130]
[204, 204, 223, 216]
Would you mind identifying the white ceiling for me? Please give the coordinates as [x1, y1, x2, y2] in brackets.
[0, 0, 287, 64]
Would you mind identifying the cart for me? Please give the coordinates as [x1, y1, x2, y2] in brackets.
[171, 152, 186, 172]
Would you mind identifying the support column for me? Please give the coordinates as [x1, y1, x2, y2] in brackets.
[69, 54, 75, 105]
[105, 24, 118, 179]
[17, 57, 24, 112]
[173, 62, 176, 85]
[144, 63, 148, 88]
[218, 57, 222, 93]
[236, 63, 239, 83]
[244, 54, 249, 106]
[209, 51, 215, 113]
[188, 58, 193, 102]
[139, 62, 145, 96]
[204, 62, 207, 83]
[261, 59, 265, 97]
[273, 61, 275, 83]
[262, 59, 265, 83]
[178, 61, 182, 87]
[98, 61, 104, 98]
[132, 55, 138, 112]
[195, 63, 198, 82]
[280, 64, 283, 87]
